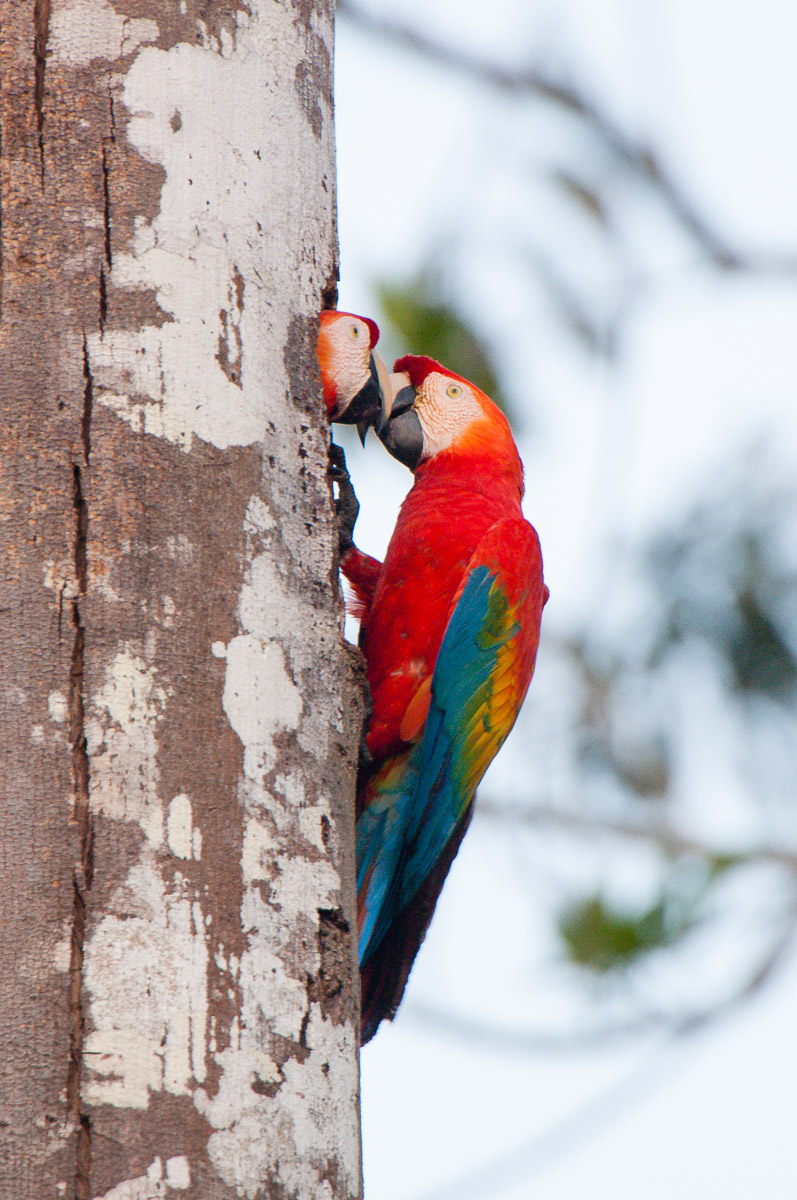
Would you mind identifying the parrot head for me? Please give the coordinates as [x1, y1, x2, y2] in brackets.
[379, 354, 521, 480]
[317, 310, 392, 439]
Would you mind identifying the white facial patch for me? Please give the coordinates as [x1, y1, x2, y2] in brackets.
[416, 372, 485, 458]
[326, 318, 372, 414]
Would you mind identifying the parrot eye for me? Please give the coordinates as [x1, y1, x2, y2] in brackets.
[446, 384, 462, 399]
[350, 324, 361, 339]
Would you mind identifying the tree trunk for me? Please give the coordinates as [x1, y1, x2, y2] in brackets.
[0, 2, 363, 1197]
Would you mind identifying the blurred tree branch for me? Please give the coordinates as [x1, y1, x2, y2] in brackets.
[477, 802, 797, 872]
[407, 891, 797, 1051]
[405, 1003, 683, 1054]
[407, 1030, 685, 1200]
[339, 0, 797, 275]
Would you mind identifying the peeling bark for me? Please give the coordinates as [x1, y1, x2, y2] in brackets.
[0, 2, 361, 1197]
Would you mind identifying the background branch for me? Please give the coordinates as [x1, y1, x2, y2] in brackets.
[338, 0, 797, 275]
[476, 801, 797, 873]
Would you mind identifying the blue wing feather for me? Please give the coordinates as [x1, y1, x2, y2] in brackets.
[358, 563, 518, 964]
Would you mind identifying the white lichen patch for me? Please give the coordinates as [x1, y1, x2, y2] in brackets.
[84, 855, 208, 1109]
[222, 635, 303, 764]
[161, 595, 177, 628]
[167, 794, 195, 860]
[93, 1153, 190, 1199]
[240, 819, 275, 887]
[224, 511, 342, 772]
[241, 822, 339, 910]
[87, 3, 331, 454]
[47, 690, 68, 723]
[53, 923, 73, 974]
[42, 558, 79, 599]
[236, 555, 295, 644]
[269, 854, 340, 926]
[83, 1028, 163, 1111]
[165, 1156, 191, 1190]
[165, 534, 195, 564]
[242, 495, 274, 538]
[49, 0, 158, 67]
[94, 650, 168, 732]
[89, 650, 169, 845]
[298, 798, 333, 853]
[196, 1006, 360, 1200]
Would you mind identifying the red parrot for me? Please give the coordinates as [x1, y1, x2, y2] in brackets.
[342, 355, 548, 1043]
[316, 309, 391, 432]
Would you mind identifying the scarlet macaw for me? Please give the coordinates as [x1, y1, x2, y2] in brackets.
[316, 309, 391, 433]
[343, 355, 548, 1042]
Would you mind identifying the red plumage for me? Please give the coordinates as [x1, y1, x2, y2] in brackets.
[343, 356, 548, 1040]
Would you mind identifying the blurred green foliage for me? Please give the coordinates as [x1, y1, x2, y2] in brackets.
[729, 581, 797, 697]
[557, 849, 745, 973]
[651, 510, 797, 701]
[376, 276, 513, 422]
[558, 890, 694, 973]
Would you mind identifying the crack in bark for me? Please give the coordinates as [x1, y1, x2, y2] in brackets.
[98, 146, 112, 331]
[98, 269, 107, 332]
[0, 113, 4, 317]
[81, 337, 93, 464]
[33, 0, 51, 187]
[57, 582, 65, 644]
[107, 86, 117, 147]
[101, 145, 112, 269]
[67, 356, 93, 1200]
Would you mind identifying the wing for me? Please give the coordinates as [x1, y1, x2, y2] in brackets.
[357, 518, 546, 980]
[359, 798, 474, 1044]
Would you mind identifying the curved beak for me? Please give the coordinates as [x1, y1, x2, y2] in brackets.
[377, 383, 415, 435]
[336, 351, 391, 443]
[377, 381, 424, 471]
[355, 353, 393, 445]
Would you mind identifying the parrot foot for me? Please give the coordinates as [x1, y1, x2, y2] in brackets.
[328, 441, 360, 555]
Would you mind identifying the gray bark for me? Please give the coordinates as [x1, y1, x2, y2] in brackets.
[0, 2, 363, 1196]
